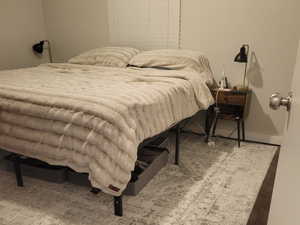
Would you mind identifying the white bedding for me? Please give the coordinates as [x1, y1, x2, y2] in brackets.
[0, 63, 214, 196]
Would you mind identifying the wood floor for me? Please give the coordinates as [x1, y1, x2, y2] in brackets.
[247, 148, 280, 225]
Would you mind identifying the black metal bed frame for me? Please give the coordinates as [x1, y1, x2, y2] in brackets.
[8, 109, 214, 217]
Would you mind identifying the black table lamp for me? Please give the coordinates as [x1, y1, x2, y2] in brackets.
[234, 44, 249, 89]
[32, 40, 53, 63]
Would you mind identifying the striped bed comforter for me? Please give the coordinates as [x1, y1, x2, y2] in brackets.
[0, 63, 214, 196]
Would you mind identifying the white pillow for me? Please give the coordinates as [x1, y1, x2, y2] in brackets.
[129, 49, 215, 85]
[68, 47, 140, 67]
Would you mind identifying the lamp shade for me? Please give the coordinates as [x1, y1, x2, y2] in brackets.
[234, 46, 248, 63]
[32, 41, 45, 54]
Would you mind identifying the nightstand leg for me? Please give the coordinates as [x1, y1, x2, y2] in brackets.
[205, 106, 214, 142]
[237, 118, 241, 148]
[242, 120, 245, 141]
[212, 117, 219, 137]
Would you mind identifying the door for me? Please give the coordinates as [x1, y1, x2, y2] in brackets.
[268, 40, 300, 225]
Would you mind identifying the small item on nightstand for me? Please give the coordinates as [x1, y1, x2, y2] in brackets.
[219, 74, 229, 90]
[224, 77, 229, 88]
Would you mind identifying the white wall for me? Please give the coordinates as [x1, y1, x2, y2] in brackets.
[182, 0, 300, 144]
[108, 0, 181, 50]
[42, 0, 109, 62]
[0, 0, 47, 70]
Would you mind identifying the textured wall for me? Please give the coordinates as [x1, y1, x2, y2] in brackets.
[42, 0, 109, 62]
[0, 0, 47, 70]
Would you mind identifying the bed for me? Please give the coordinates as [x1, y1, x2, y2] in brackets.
[0, 48, 215, 216]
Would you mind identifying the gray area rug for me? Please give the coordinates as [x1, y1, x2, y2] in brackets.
[0, 135, 276, 225]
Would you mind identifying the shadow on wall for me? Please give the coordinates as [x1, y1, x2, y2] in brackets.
[247, 53, 280, 138]
[246, 91, 280, 137]
[247, 52, 264, 88]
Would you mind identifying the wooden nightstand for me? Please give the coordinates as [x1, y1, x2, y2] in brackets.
[209, 89, 251, 147]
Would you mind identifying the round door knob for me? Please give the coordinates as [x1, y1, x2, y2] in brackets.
[269, 92, 292, 111]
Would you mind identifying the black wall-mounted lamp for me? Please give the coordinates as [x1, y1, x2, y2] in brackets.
[32, 40, 53, 63]
[234, 44, 250, 89]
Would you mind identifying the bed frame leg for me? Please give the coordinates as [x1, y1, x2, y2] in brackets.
[114, 196, 123, 217]
[13, 156, 24, 187]
[205, 107, 214, 142]
[90, 187, 101, 195]
[175, 124, 181, 165]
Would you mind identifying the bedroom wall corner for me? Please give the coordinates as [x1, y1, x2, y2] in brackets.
[0, 0, 48, 70]
[42, 0, 110, 62]
[181, 0, 300, 145]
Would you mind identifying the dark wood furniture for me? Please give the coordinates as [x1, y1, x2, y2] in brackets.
[210, 89, 251, 147]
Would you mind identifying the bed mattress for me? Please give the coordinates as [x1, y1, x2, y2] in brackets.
[0, 63, 214, 196]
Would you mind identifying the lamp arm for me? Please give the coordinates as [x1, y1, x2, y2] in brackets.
[243, 44, 250, 88]
[243, 61, 248, 88]
[44, 40, 53, 63]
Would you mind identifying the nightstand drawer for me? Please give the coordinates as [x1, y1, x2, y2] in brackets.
[212, 91, 246, 106]
[217, 94, 245, 105]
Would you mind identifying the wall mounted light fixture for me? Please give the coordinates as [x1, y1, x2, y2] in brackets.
[234, 44, 250, 89]
[32, 40, 53, 63]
